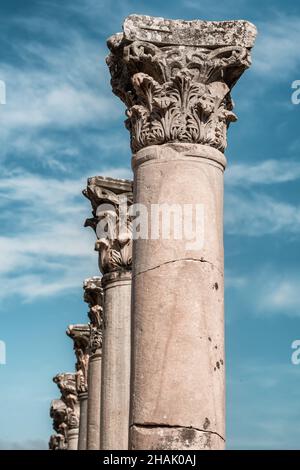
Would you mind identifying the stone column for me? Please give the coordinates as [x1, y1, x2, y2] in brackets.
[107, 15, 257, 450]
[66, 324, 90, 450]
[83, 176, 133, 450]
[53, 373, 80, 450]
[49, 398, 68, 450]
[83, 277, 103, 450]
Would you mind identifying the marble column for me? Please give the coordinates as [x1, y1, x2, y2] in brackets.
[66, 324, 90, 450]
[84, 176, 133, 450]
[53, 373, 80, 450]
[107, 15, 257, 450]
[83, 277, 104, 450]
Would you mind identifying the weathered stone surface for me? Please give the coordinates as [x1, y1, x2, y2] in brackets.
[53, 372, 78, 409]
[49, 433, 67, 451]
[66, 324, 90, 394]
[130, 426, 224, 450]
[52, 373, 80, 450]
[84, 277, 104, 354]
[107, 15, 257, 153]
[100, 271, 132, 450]
[129, 143, 225, 449]
[86, 349, 102, 450]
[53, 373, 78, 412]
[132, 143, 226, 274]
[107, 14, 256, 450]
[66, 324, 90, 450]
[49, 399, 68, 450]
[83, 179, 133, 449]
[123, 14, 257, 48]
[83, 277, 104, 450]
[130, 260, 224, 430]
[83, 177, 133, 274]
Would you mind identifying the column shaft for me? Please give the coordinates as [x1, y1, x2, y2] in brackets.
[67, 428, 79, 450]
[78, 392, 88, 450]
[130, 144, 225, 449]
[100, 271, 132, 450]
[81, 277, 103, 450]
[87, 350, 102, 449]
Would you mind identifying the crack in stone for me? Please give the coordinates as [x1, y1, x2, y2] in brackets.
[130, 423, 225, 442]
[134, 257, 223, 278]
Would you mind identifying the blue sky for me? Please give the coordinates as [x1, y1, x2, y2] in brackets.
[0, 0, 300, 450]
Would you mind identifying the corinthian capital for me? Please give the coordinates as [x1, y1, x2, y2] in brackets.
[53, 373, 80, 430]
[83, 176, 133, 274]
[83, 277, 104, 354]
[49, 399, 68, 450]
[66, 324, 90, 394]
[53, 373, 78, 409]
[49, 433, 66, 450]
[107, 15, 257, 153]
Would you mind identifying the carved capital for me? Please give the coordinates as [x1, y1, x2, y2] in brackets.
[53, 372, 78, 409]
[65, 407, 80, 430]
[49, 399, 68, 450]
[49, 433, 67, 451]
[107, 15, 257, 153]
[66, 324, 90, 394]
[53, 373, 80, 433]
[83, 177, 133, 274]
[83, 277, 104, 354]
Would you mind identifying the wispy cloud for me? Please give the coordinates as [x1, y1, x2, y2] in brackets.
[259, 277, 300, 314]
[227, 267, 300, 317]
[182, 0, 249, 18]
[253, 14, 300, 78]
[226, 159, 300, 186]
[225, 191, 300, 236]
[224, 159, 300, 236]
[0, 167, 131, 303]
[0, 5, 124, 171]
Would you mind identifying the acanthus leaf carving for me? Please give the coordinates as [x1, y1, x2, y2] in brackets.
[49, 399, 68, 450]
[49, 433, 67, 451]
[107, 18, 256, 153]
[53, 373, 80, 432]
[83, 277, 104, 354]
[83, 177, 133, 274]
[66, 324, 90, 394]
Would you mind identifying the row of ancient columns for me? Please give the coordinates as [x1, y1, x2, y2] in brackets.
[49, 14, 256, 450]
[49, 177, 133, 450]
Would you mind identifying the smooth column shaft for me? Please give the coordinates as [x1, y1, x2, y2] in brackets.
[130, 143, 226, 450]
[67, 420, 79, 451]
[100, 271, 132, 450]
[78, 392, 88, 450]
[87, 351, 102, 449]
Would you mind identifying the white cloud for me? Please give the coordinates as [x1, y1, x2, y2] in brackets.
[224, 159, 300, 236]
[226, 267, 300, 317]
[226, 160, 300, 186]
[2, 78, 116, 130]
[253, 15, 300, 78]
[0, 9, 123, 167]
[225, 273, 248, 289]
[225, 191, 300, 236]
[0, 167, 131, 302]
[260, 278, 300, 314]
[62, 0, 132, 32]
